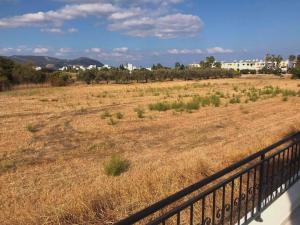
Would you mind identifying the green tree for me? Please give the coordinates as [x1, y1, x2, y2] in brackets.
[206, 56, 215, 68]
[175, 62, 181, 69]
[274, 55, 283, 69]
[296, 55, 300, 68]
[0, 57, 15, 83]
[289, 55, 296, 62]
[50, 71, 72, 86]
[214, 62, 222, 68]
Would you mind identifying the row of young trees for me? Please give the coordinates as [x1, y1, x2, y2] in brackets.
[77, 67, 240, 85]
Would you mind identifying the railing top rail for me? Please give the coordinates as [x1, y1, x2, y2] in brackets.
[115, 131, 300, 225]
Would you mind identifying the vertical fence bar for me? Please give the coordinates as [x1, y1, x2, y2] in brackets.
[230, 180, 234, 225]
[275, 153, 280, 197]
[190, 204, 194, 225]
[291, 145, 295, 184]
[280, 149, 286, 193]
[252, 166, 257, 217]
[255, 154, 265, 222]
[237, 175, 242, 225]
[287, 146, 292, 188]
[270, 156, 275, 201]
[201, 197, 205, 225]
[245, 171, 250, 223]
[221, 185, 226, 225]
[296, 143, 300, 180]
[212, 191, 216, 225]
[264, 159, 270, 204]
[177, 212, 180, 225]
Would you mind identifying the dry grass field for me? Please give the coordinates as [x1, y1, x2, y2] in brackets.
[1, 76, 300, 225]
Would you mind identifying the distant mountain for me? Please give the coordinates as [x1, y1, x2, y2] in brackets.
[8, 55, 104, 69]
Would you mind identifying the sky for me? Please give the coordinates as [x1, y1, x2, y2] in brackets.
[0, 0, 300, 67]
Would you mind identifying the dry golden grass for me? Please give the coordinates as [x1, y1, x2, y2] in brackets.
[1, 76, 300, 224]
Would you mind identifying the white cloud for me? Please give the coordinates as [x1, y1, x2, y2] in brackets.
[40, 27, 78, 34]
[84, 46, 141, 61]
[0, 1, 203, 39]
[109, 13, 203, 39]
[86, 48, 102, 53]
[0, 46, 33, 54]
[67, 27, 78, 33]
[33, 48, 49, 54]
[207, 47, 234, 54]
[59, 48, 71, 53]
[108, 8, 142, 20]
[41, 28, 63, 33]
[168, 48, 203, 55]
[113, 47, 129, 53]
[0, 3, 118, 28]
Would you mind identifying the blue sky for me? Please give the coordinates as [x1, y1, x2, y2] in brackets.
[0, 0, 300, 67]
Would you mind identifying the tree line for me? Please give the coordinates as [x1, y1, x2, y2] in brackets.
[1, 54, 300, 91]
[0, 56, 239, 90]
[77, 67, 240, 85]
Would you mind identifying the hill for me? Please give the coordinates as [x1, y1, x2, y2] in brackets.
[8, 55, 104, 69]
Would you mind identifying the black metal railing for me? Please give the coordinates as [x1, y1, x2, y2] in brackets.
[115, 132, 300, 225]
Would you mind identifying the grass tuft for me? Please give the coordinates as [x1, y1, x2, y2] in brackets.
[134, 107, 145, 118]
[104, 155, 130, 176]
[116, 112, 124, 119]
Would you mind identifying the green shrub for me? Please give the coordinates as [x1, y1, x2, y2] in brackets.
[101, 111, 111, 119]
[134, 107, 145, 118]
[26, 124, 38, 133]
[185, 99, 200, 110]
[50, 71, 72, 86]
[291, 68, 300, 79]
[215, 91, 225, 98]
[148, 102, 171, 111]
[0, 76, 11, 91]
[104, 155, 130, 176]
[281, 89, 296, 97]
[116, 112, 124, 119]
[240, 69, 256, 74]
[247, 91, 259, 102]
[229, 96, 241, 104]
[171, 101, 185, 111]
[107, 117, 117, 125]
[210, 95, 221, 107]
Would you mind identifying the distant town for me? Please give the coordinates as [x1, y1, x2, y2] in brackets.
[32, 57, 296, 74]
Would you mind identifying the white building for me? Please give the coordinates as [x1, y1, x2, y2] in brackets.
[188, 63, 201, 68]
[124, 63, 137, 72]
[59, 66, 68, 71]
[72, 65, 86, 71]
[87, 65, 97, 70]
[221, 59, 292, 72]
[102, 64, 111, 69]
[34, 66, 42, 71]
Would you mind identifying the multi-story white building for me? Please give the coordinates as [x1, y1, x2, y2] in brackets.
[221, 59, 292, 72]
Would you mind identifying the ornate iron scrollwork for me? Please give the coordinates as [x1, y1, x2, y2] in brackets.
[204, 217, 211, 225]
